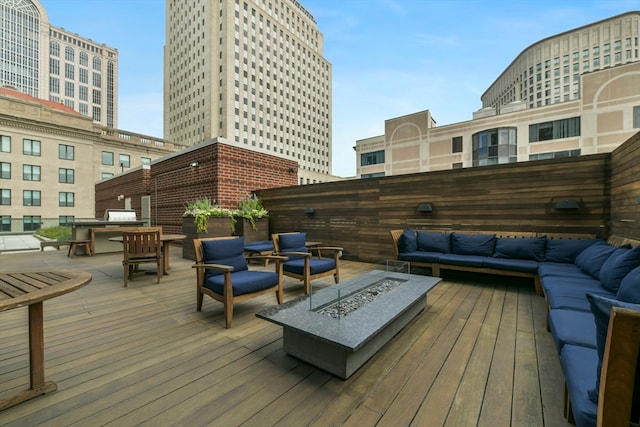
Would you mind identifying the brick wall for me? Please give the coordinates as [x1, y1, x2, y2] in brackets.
[95, 139, 298, 234]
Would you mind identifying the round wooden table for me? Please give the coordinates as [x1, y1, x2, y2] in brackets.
[0, 269, 92, 410]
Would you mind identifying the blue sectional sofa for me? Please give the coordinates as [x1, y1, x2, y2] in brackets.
[390, 229, 640, 426]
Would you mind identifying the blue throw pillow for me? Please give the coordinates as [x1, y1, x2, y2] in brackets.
[599, 246, 640, 292]
[617, 265, 640, 303]
[574, 241, 618, 279]
[279, 232, 307, 251]
[416, 231, 451, 253]
[398, 229, 417, 253]
[451, 233, 496, 257]
[202, 237, 248, 277]
[493, 236, 545, 261]
[545, 238, 602, 263]
[586, 293, 640, 405]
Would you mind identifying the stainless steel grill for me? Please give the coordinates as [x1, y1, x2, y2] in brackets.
[104, 209, 137, 221]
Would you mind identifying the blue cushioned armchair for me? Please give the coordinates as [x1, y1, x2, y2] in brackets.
[193, 236, 286, 328]
[271, 232, 342, 295]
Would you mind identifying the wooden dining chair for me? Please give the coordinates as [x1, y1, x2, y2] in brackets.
[122, 230, 163, 287]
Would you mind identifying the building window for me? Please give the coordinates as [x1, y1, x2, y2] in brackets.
[452, 162, 463, 169]
[119, 154, 130, 168]
[59, 216, 74, 226]
[452, 136, 463, 153]
[1, 162, 10, 179]
[1, 189, 10, 205]
[23, 165, 41, 181]
[23, 139, 41, 156]
[102, 151, 114, 165]
[529, 149, 581, 161]
[634, 106, 640, 128]
[471, 127, 517, 167]
[59, 144, 75, 160]
[59, 168, 75, 184]
[0, 135, 9, 152]
[529, 117, 580, 142]
[59, 192, 75, 207]
[361, 172, 385, 179]
[141, 157, 151, 167]
[360, 150, 385, 166]
[23, 216, 41, 232]
[23, 190, 41, 206]
[0, 215, 10, 232]
[101, 172, 114, 179]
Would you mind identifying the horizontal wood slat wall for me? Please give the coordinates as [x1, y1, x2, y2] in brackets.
[610, 131, 640, 240]
[257, 149, 622, 263]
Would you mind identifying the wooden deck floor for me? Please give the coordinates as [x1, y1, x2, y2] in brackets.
[0, 247, 572, 426]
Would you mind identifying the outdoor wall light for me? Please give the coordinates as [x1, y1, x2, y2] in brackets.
[555, 199, 579, 210]
[304, 208, 315, 214]
[417, 203, 433, 213]
[190, 161, 199, 167]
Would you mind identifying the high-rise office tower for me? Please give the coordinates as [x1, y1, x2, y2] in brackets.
[164, 0, 333, 182]
[0, 0, 118, 128]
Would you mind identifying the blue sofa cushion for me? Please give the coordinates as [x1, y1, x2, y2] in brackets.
[574, 241, 618, 279]
[493, 236, 545, 261]
[398, 251, 442, 264]
[451, 233, 495, 257]
[416, 231, 451, 253]
[544, 278, 614, 312]
[202, 237, 248, 278]
[482, 257, 539, 274]
[538, 262, 585, 279]
[545, 238, 601, 264]
[204, 269, 278, 296]
[398, 229, 417, 253]
[548, 309, 597, 353]
[560, 344, 598, 427]
[617, 265, 640, 303]
[438, 253, 486, 268]
[599, 246, 640, 292]
[586, 293, 640, 406]
[283, 257, 336, 276]
[278, 233, 307, 260]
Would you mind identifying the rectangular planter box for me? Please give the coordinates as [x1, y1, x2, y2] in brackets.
[234, 217, 269, 243]
[182, 217, 234, 260]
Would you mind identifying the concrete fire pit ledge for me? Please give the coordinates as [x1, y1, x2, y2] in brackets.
[256, 270, 441, 379]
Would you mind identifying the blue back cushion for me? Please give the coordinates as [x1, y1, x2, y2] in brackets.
[545, 238, 602, 264]
[493, 236, 546, 261]
[451, 233, 496, 257]
[575, 241, 618, 279]
[599, 246, 640, 292]
[278, 233, 307, 260]
[398, 229, 417, 253]
[586, 293, 640, 411]
[617, 265, 640, 303]
[202, 237, 248, 277]
[416, 231, 450, 253]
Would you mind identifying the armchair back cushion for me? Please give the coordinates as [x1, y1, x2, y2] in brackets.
[417, 231, 451, 253]
[451, 233, 496, 257]
[278, 232, 307, 260]
[599, 246, 640, 292]
[493, 236, 546, 261]
[202, 237, 248, 278]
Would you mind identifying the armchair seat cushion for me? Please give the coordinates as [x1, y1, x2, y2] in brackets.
[284, 258, 336, 276]
[204, 270, 279, 296]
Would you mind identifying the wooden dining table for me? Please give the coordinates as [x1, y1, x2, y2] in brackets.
[0, 269, 92, 410]
[109, 234, 186, 275]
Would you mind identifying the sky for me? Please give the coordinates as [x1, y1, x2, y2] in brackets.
[40, 0, 639, 177]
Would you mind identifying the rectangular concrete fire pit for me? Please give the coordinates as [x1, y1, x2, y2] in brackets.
[256, 269, 441, 379]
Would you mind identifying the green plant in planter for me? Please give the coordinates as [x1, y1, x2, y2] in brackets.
[236, 194, 269, 230]
[183, 197, 237, 233]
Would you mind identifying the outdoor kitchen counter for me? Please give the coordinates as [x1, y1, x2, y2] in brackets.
[71, 221, 146, 254]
